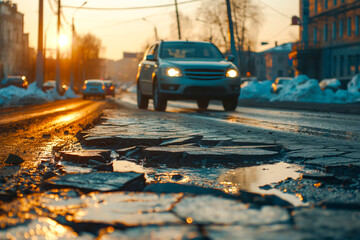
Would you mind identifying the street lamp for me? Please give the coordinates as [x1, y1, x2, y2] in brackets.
[142, 18, 159, 41]
[196, 18, 213, 42]
[70, 1, 87, 91]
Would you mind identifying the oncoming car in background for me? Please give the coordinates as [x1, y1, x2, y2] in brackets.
[1, 76, 28, 89]
[103, 80, 115, 97]
[271, 77, 293, 94]
[82, 79, 106, 99]
[136, 40, 241, 112]
[42, 80, 56, 92]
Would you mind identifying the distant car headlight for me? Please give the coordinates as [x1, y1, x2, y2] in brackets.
[226, 69, 238, 78]
[166, 68, 182, 77]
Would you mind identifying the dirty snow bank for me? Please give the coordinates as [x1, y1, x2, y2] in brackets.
[240, 74, 360, 104]
[0, 82, 79, 107]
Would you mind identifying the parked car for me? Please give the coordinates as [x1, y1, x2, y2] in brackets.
[1, 76, 28, 89]
[42, 80, 56, 92]
[271, 77, 293, 93]
[82, 79, 106, 99]
[103, 80, 115, 97]
[42, 81, 68, 95]
[319, 78, 341, 92]
[136, 40, 241, 111]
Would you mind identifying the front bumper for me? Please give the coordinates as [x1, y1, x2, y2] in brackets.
[158, 75, 241, 100]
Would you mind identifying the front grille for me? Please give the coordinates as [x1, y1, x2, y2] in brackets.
[185, 68, 225, 80]
[183, 86, 226, 96]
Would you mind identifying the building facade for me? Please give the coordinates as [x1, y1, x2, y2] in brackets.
[255, 43, 294, 81]
[0, 1, 29, 78]
[291, 0, 360, 84]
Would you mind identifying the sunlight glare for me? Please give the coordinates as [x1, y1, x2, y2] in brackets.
[58, 34, 69, 48]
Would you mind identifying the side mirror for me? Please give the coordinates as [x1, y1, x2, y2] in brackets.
[227, 55, 235, 62]
[146, 54, 156, 61]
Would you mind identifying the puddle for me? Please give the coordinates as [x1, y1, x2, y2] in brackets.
[217, 162, 305, 206]
[217, 162, 302, 192]
[150, 162, 306, 206]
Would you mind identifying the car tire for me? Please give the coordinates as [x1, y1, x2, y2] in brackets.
[137, 82, 149, 109]
[197, 99, 209, 110]
[83, 95, 87, 100]
[153, 81, 167, 112]
[222, 96, 238, 111]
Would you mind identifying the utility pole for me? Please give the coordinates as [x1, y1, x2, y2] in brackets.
[174, 0, 181, 40]
[70, 1, 87, 91]
[55, 0, 61, 94]
[35, 0, 44, 89]
[225, 0, 238, 66]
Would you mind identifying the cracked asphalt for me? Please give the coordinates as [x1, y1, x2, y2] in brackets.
[1, 95, 360, 239]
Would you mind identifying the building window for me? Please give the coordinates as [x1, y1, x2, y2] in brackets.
[348, 55, 353, 75]
[333, 21, 337, 39]
[341, 0, 344, 3]
[333, 56, 337, 77]
[278, 55, 284, 64]
[324, 24, 328, 41]
[347, 17, 352, 36]
[340, 55, 344, 76]
[356, 16, 359, 35]
[314, 27, 318, 44]
[356, 54, 360, 74]
[339, 19, 343, 38]
[325, 0, 328, 9]
[314, 0, 318, 14]
[333, 0, 337, 6]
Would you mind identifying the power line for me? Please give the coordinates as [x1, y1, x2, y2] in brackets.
[88, 12, 163, 30]
[256, 0, 292, 19]
[61, 0, 202, 11]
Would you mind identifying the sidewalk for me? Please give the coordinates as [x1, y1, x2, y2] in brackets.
[239, 99, 360, 115]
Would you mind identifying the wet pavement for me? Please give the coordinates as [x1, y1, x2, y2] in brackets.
[1, 102, 360, 239]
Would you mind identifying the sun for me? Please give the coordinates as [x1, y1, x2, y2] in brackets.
[58, 34, 69, 48]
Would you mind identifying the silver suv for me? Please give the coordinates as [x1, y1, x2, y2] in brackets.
[136, 41, 241, 111]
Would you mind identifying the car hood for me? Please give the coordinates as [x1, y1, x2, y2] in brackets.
[161, 59, 234, 69]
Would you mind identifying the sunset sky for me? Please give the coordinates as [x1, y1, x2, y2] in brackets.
[15, 0, 299, 60]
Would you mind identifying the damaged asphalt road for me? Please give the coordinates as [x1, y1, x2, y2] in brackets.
[1, 99, 360, 239]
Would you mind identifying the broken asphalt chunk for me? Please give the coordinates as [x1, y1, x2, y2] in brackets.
[173, 195, 290, 225]
[99, 226, 202, 239]
[46, 172, 146, 192]
[5, 154, 24, 165]
[145, 183, 292, 207]
[60, 150, 111, 164]
[43, 192, 183, 227]
[0, 217, 81, 239]
[140, 145, 280, 166]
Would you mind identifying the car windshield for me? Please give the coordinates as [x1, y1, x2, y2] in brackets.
[7, 78, 23, 84]
[160, 42, 223, 60]
[86, 82, 102, 87]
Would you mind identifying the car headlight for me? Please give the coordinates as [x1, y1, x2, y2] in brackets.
[166, 67, 182, 77]
[226, 69, 238, 78]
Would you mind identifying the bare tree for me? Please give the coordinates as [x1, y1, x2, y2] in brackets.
[197, 0, 262, 52]
[75, 33, 102, 83]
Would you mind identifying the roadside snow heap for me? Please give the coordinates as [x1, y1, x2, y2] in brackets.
[0, 82, 78, 107]
[240, 74, 360, 103]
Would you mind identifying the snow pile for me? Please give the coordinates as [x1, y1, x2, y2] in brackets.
[0, 82, 79, 107]
[240, 74, 360, 104]
[319, 78, 341, 90]
[240, 80, 273, 101]
[348, 74, 360, 93]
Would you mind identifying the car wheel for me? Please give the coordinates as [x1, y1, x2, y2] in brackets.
[222, 96, 238, 111]
[197, 99, 209, 110]
[153, 81, 167, 112]
[83, 95, 87, 100]
[137, 82, 149, 109]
